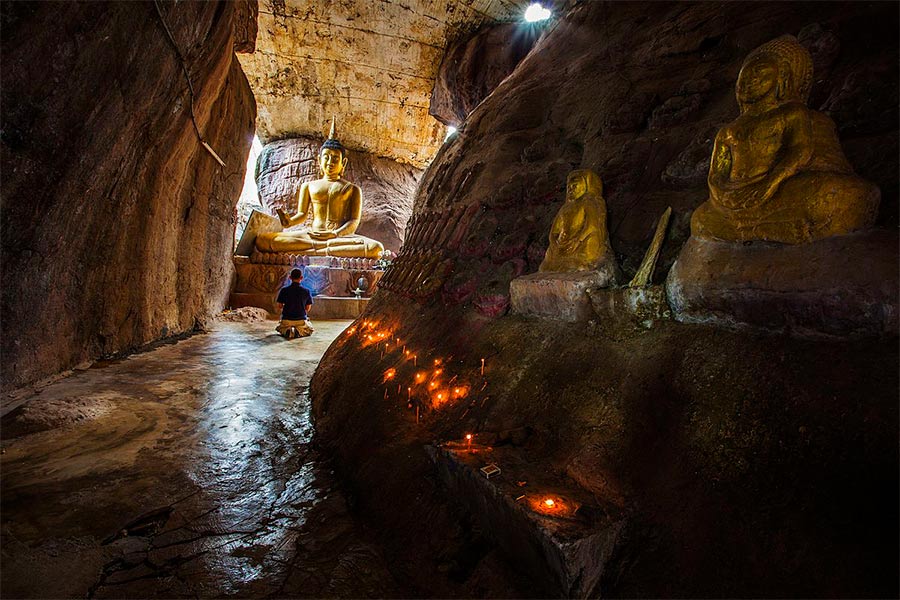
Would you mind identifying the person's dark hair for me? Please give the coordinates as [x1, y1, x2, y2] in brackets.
[290, 268, 303, 280]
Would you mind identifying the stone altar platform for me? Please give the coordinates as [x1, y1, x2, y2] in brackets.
[230, 256, 383, 318]
[510, 263, 620, 322]
[426, 442, 625, 598]
[666, 231, 899, 338]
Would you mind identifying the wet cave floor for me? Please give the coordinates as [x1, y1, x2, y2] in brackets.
[1, 319, 400, 598]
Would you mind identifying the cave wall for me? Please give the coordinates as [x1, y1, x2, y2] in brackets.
[419, 0, 898, 299]
[255, 138, 421, 254]
[1, 1, 257, 389]
[311, 2, 898, 596]
[429, 22, 540, 127]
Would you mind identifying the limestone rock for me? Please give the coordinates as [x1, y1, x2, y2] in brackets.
[666, 232, 899, 338]
[429, 23, 538, 127]
[1, 2, 256, 388]
[255, 138, 421, 254]
[238, 0, 523, 166]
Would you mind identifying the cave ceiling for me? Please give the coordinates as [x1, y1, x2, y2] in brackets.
[238, 0, 524, 167]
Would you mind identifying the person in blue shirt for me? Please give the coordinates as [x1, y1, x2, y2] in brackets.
[275, 269, 314, 339]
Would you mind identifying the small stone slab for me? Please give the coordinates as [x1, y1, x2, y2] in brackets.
[510, 265, 619, 322]
[308, 296, 369, 319]
[666, 231, 899, 338]
[235, 209, 281, 257]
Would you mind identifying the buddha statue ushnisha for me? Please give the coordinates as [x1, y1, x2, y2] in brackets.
[691, 35, 879, 244]
[540, 169, 615, 272]
[255, 118, 385, 258]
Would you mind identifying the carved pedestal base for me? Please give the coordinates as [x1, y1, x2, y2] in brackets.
[510, 264, 619, 322]
[666, 231, 899, 338]
[230, 257, 383, 316]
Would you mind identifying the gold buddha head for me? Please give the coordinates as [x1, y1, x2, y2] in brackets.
[320, 144, 347, 180]
[566, 169, 602, 202]
[320, 117, 349, 179]
[736, 35, 813, 111]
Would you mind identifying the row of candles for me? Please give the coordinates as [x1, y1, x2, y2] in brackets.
[346, 320, 569, 518]
[345, 319, 488, 423]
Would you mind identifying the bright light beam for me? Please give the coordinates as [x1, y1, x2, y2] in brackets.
[524, 3, 551, 22]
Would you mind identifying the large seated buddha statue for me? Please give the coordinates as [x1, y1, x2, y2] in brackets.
[691, 35, 879, 244]
[255, 121, 385, 258]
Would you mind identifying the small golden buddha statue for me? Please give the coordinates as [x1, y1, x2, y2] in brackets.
[255, 119, 385, 258]
[539, 169, 615, 272]
[691, 35, 879, 244]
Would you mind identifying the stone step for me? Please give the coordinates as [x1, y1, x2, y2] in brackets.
[426, 442, 626, 598]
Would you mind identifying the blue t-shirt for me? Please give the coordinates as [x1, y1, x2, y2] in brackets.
[277, 283, 313, 320]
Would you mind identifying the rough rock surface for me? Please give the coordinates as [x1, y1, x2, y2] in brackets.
[255, 137, 421, 253]
[311, 2, 898, 597]
[430, 22, 540, 127]
[416, 1, 899, 300]
[1, 2, 256, 389]
[238, 0, 523, 166]
[666, 232, 900, 338]
[233, 0, 259, 54]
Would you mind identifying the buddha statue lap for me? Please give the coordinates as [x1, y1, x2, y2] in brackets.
[255, 120, 385, 258]
[539, 169, 615, 272]
[691, 35, 879, 245]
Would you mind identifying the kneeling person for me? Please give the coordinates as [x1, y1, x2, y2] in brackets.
[276, 269, 314, 339]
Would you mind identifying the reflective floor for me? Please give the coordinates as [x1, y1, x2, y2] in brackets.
[1, 320, 398, 598]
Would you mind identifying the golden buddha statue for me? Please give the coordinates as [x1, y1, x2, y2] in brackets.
[539, 169, 614, 272]
[691, 35, 879, 244]
[255, 119, 385, 258]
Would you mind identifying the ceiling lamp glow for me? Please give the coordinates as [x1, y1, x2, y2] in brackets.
[524, 3, 551, 22]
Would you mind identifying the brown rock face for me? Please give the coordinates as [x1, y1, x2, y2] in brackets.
[1, 1, 256, 389]
[416, 1, 899, 301]
[667, 232, 900, 337]
[255, 138, 421, 254]
[233, 0, 259, 54]
[430, 22, 540, 127]
[311, 3, 898, 597]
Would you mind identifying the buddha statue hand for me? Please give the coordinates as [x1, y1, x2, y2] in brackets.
[713, 176, 774, 210]
[309, 230, 338, 241]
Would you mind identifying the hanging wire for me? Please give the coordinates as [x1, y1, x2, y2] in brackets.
[152, 0, 226, 167]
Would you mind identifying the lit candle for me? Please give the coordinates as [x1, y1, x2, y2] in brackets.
[544, 498, 555, 508]
[407, 387, 411, 400]
[481, 358, 485, 375]
[466, 433, 472, 451]
[413, 355, 417, 366]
